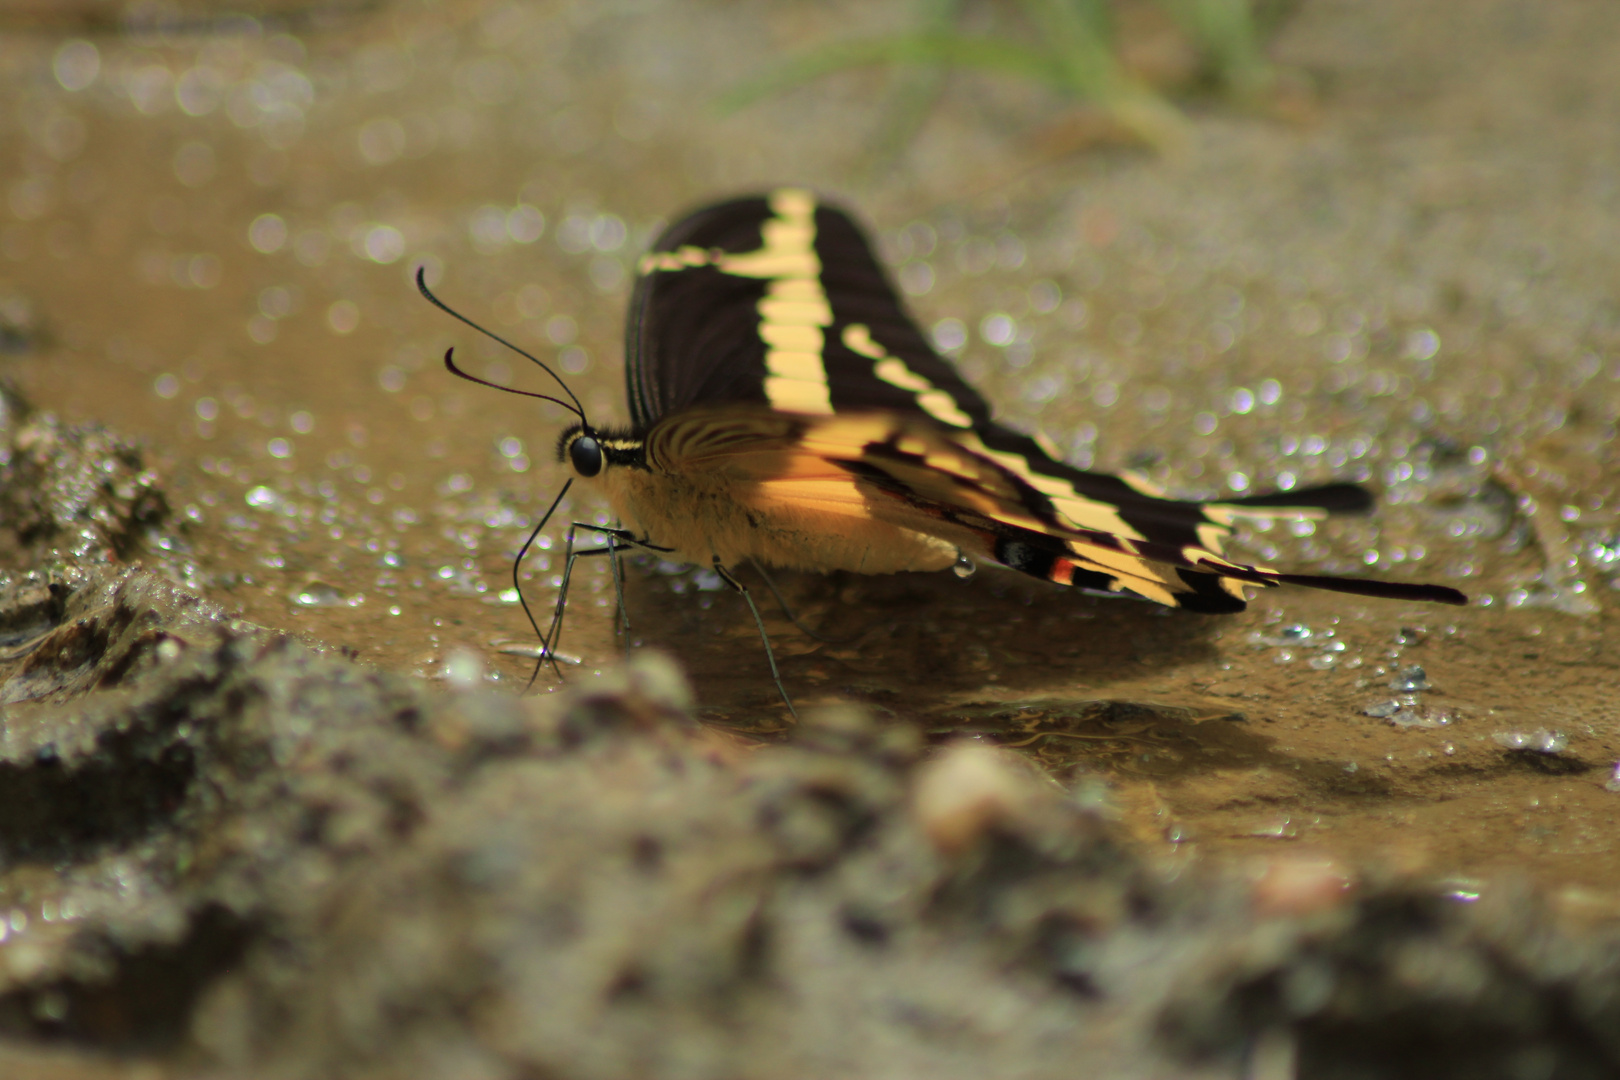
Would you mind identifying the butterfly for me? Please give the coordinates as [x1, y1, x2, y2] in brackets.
[418, 188, 1465, 712]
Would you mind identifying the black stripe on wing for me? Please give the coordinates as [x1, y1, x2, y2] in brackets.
[625, 196, 774, 428]
[809, 204, 995, 424]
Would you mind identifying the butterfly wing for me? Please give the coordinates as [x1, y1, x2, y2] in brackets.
[646, 408, 1466, 610]
[628, 187, 998, 427]
[632, 190, 1465, 611]
[626, 195, 776, 425]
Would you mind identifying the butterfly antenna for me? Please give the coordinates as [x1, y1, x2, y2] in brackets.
[415, 266, 587, 421]
[442, 348, 579, 414]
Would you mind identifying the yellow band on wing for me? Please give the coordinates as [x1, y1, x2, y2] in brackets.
[639, 189, 835, 415]
[847, 325, 977, 429]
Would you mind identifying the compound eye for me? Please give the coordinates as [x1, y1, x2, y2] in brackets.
[569, 434, 603, 477]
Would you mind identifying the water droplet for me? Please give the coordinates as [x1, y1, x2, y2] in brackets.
[1259, 624, 1311, 646]
[979, 313, 1016, 347]
[1246, 815, 1298, 839]
[1388, 706, 1453, 729]
[1388, 665, 1432, 692]
[1492, 729, 1567, 754]
[952, 553, 976, 579]
[54, 40, 100, 92]
[931, 318, 966, 352]
[292, 582, 363, 608]
[1403, 327, 1440, 361]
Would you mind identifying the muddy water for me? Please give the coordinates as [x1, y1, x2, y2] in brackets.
[3, 0, 1619, 913]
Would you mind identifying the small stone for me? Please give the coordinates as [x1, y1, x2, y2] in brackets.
[1250, 855, 1353, 916]
[625, 649, 694, 712]
[442, 648, 485, 689]
[912, 744, 1038, 855]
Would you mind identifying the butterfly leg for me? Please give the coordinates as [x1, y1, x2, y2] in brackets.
[604, 528, 630, 645]
[524, 521, 639, 691]
[744, 558, 849, 645]
[712, 557, 798, 720]
[530, 520, 586, 689]
[572, 521, 667, 650]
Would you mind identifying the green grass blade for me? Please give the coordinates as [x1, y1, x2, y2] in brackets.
[1157, 0, 1276, 97]
[716, 32, 1071, 115]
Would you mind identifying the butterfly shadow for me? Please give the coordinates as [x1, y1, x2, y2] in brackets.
[562, 560, 1391, 800]
[614, 562, 1232, 736]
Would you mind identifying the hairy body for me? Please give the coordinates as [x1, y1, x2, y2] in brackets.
[585, 425, 959, 575]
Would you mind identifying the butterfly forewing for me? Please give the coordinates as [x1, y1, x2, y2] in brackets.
[626, 195, 776, 426]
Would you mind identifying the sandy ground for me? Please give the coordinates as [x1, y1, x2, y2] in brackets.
[2, 0, 1620, 1075]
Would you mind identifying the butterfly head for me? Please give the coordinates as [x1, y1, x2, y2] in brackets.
[557, 424, 646, 479]
[563, 427, 602, 477]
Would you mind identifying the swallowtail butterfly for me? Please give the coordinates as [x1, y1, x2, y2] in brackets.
[420, 189, 1465, 711]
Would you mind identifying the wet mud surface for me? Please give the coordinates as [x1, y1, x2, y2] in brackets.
[3, 564, 1620, 1080]
[2, 0, 1620, 1074]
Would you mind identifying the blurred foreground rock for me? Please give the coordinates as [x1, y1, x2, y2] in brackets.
[0, 566, 1617, 1080]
